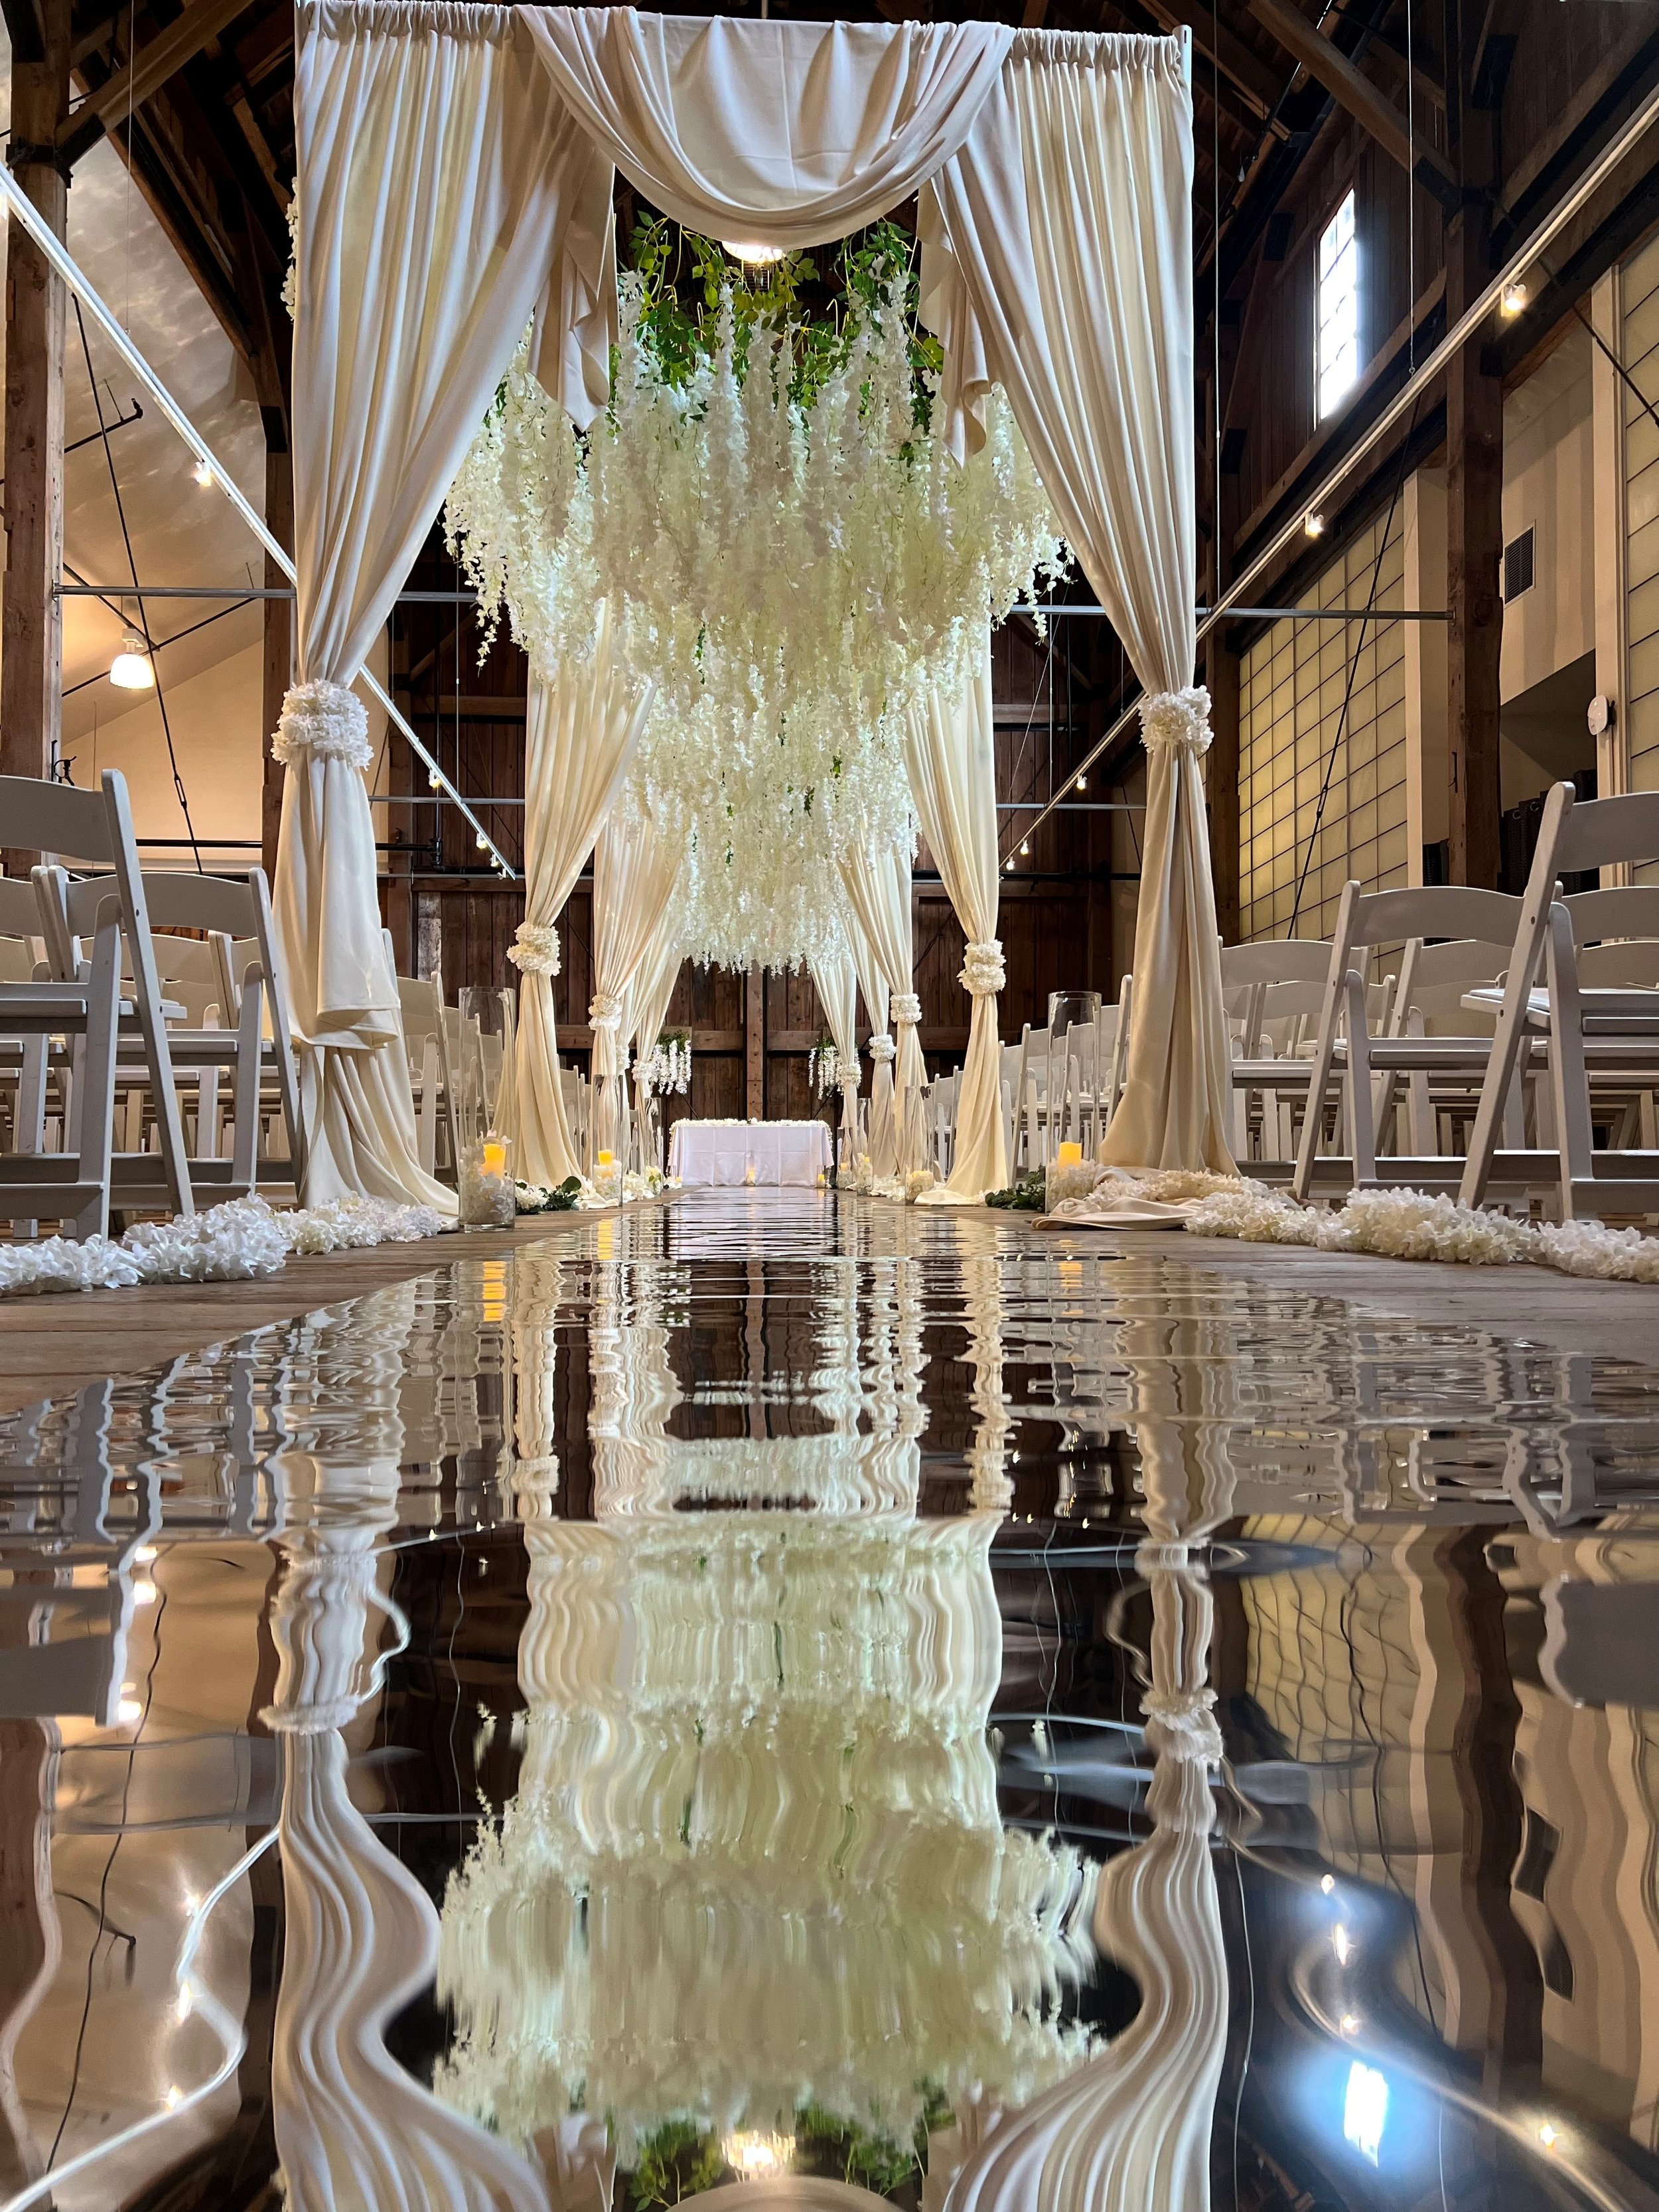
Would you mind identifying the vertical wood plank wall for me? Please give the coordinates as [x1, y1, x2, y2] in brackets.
[1238, 512, 1409, 941]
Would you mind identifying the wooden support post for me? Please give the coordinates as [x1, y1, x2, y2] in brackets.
[260, 424, 293, 888]
[1445, 0, 1504, 889]
[1205, 632, 1242, 944]
[745, 964, 764, 1120]
[1, 0, 70, 874]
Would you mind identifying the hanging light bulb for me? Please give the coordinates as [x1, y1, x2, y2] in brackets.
[192, 456, 214, 488]
[1019, 838, 1031, 855]
[1304, 511, 1327, 539]
[722, 239, 785, 265]
[1500, 280, 1529, 319]
[109, 631, 155, 690]
[1075, 773, 1087, 791]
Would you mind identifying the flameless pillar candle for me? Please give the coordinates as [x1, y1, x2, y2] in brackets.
[1058, 1142, 1083, 1165]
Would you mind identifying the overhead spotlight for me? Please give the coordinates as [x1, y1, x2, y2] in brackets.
[1304, 511, 1327, 540]
[475, 832, 489, 851]
[1500, 280, 1529, 319]
[109, 632, 155, 690]
[192, 456, 214, 488]
[722, 239, 785, 266]
[427, 771, 443, 792]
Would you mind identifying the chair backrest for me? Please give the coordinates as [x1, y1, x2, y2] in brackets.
[1559, 884, 1659, 947]
[0, 774, 119, 865]
[1575, 940, 1659, 988]
[1333, 881, 1524, 956]
[1219, 938, 1333, 988]
[1543, 784, 1659, 879]
[1390, 936, 1506, 1037]
[0, 876, 44, 974]
[397, 973, 445, 1043]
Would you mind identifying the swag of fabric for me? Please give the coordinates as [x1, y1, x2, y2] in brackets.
[281, 5, 1231, 1197]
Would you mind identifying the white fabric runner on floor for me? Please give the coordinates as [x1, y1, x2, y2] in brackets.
[670, 1121, 832, 1187]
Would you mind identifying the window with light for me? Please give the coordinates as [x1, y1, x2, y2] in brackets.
[1317, 190, 1360, 420]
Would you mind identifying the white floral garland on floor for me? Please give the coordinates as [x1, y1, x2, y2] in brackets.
[445, 261, 1066, 973]
[0, 1193, 451, 1299]
[1045, 1169, 1659, 1284]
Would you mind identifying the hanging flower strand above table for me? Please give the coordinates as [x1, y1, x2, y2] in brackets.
[445, 221, 1068, 974]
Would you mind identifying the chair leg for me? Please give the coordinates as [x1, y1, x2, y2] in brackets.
[1546, 930, 1595, 1221]
[72, 927, 122, 1242]
[230, 981, 265, 1195]
[1345, 974, 1377, 1182]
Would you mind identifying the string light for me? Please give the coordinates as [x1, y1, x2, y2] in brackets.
[1304, 511, 1327, 539]
[1500, 281, 1529, 319]
[192, 457, 213, 488]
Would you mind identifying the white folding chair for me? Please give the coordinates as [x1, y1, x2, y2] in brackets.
[397, 972, 461, 1180]
[1462, 786, 1659, 1218]
[1293, 884, 1525, 1203]
[0, 779, 153, 1236]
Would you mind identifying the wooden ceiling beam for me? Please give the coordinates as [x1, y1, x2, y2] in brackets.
[1246, 0, 1461, 206]
[60, 0, 253, 157]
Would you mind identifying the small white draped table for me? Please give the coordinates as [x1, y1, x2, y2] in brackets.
[670, 1119, 833, 1188]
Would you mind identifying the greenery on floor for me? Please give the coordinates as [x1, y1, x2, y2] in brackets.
[985, 1175, 1047, 1212]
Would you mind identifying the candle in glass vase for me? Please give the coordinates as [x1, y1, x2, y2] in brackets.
[461, 1132, 515, 1228]
[1046, 1138, 1098, 1213]
[1058, 1141, 1083, 1165]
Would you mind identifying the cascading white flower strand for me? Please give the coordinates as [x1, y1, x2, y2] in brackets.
[446, 244, 1068, 975]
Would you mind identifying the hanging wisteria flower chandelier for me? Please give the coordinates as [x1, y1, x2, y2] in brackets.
[445, 224, 1068, 971]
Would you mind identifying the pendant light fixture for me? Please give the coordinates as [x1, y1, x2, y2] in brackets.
[109, 628, 155, 690]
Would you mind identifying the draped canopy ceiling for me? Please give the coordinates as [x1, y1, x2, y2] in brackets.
[276, 2, 1235, 1208]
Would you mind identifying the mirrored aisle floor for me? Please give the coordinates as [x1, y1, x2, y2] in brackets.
[6, 1191, 1659, 2211]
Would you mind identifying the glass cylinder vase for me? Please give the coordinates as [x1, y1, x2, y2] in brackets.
[1046, 990, 1104, 1161]
[460, 1133, 516, 1228]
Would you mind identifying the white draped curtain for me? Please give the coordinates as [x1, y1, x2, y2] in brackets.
[904, 637, 1007, 1200]
[808, 932, 862, 1161]
[513, 611, 652, 1187]
[839, 839, 926, 1179]
[590, 802, 684, 1167]
[287, 7, 1223, 1187]
[623, 903, 685, 1168]
[844, 905, 893, 1177]
[920, 36, 1234, 1170]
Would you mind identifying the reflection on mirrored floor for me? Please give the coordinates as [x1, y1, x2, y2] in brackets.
[5, 1192, 1659, 2209]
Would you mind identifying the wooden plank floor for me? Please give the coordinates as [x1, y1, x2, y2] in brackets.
[0, 1207, 641, 1417]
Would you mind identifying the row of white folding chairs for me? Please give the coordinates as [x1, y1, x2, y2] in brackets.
[921, 985, 1136, 1181]
[1246, 783, 1659, 1219]
[0, 770, 304, 1240]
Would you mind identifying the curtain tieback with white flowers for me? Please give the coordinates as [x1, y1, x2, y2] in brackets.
[1139, 686, 1213, 757]
[868, 1033, 897, 1065]
[509, 923, 561, 977]
[960, 939, 1005, 997]
[271, 679, 374, 772]
[589, 991, 628, 1082]
[891, 992, 922, 1027]
[1141, 1684, 1223, 1766]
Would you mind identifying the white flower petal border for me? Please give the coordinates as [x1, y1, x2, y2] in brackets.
[1043, 1172, 1659, 1284]
[0, 1194, 452, 1300]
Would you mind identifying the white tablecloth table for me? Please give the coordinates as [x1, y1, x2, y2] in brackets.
[670, 1120, 832, 1187]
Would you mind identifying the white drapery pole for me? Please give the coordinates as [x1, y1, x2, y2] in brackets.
[514, 618, 653, 1186]
[904, 637, 1007, 1201]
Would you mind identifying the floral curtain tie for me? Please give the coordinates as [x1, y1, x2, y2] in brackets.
[891, 991, 922, 1027]
[1138, 686, 1212, 758]
[868, 1033, 897, 1064]
[1141, 1684, 1223, 1765]
[509, 923, 561, 977]
[271, 678, 374, 771]
[960, 938, 1005, 996]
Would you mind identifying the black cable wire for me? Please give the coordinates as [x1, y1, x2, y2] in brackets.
[72, 297, 202, 869]
[1287, 399, 1419, 936]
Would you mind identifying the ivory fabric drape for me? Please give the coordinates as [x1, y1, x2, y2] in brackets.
[845, 907, 893, 1177]
[921, 33, 1234, 1171]
[590, 801, 684, 1164]
[513, 610, 653, 1186]
[839, 839, 926, 1179]
[624, 903, 684, 1168]
[288, 8, 1213, 1186]
[808, 932, 863, 1161]
[904, 641, 1007, 1200]
[280, 1, 604, 1207]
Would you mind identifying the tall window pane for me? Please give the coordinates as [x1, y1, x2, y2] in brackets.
[1317, 190, 1360, 421]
